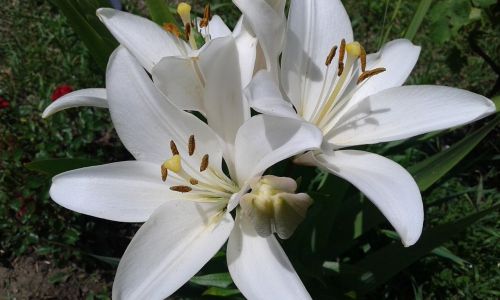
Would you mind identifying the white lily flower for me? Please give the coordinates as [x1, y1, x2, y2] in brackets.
[42, 5, 258, 119]
[238, 0, 497, 246]
[47, 37, 321, 299]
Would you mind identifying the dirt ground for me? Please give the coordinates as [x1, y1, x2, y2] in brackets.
[0, 256, 109, 300]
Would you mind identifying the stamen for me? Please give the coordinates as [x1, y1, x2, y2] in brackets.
[325, 46, 338, 66]
[357, 67, 386, 84]
[190, 178, 199, 185]
[162, 154, 182, 173]
[184, 23, 191, 42]
[199, 4, 211, 28]
[360, 46, 367, 72]
[338, 39, 346, 76]
[161, 165, 168, 182]
[188, 135, 195, 156]
[162, 23, 180, 37]
[170, 140, 179, 156]
[170, 185, 192, 193]
[200, 154, 209, 172]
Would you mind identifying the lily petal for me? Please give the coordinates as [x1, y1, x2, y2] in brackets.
[42, 88, 107, 118]
[198, 37, 250, 174]
[106, 46, 223, 171]
[281, 0, 353, 111]
[113, 200, 234, 299]
[97, 8, 190, 72]
[234, 115, 322, 186]
[233, 0, 286, 81]
[227, 213, 311, 300]
[49, 161, 177, 222]
[348, 39, 421, 108]
[296, 150, 423, 246]
[152, 56, 205, 113]
[233, 18, 258, 88]
[198, 15, 232, 39]
[245, 71, 300, 119]
[328, 85, 496, 147]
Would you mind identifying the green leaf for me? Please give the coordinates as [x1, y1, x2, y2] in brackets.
[343, 204, 499, 293]
[145, 0, 179, 27]
[404, 0, 432, 40]
[492, 95, 500, 112]
[50, 0, 118, 70]
[190, 273, 233, 288]
[202, 287, 241, 297]
[89, 254, 120, 268]
[431, 246, 469, 267]
[408, 115, 500, 191]
[26, 158, 101, 176]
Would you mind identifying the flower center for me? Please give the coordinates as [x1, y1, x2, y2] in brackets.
[304, 39, 386, 136]
[160, 134, 238, 203]
[240, 176, 313, 239]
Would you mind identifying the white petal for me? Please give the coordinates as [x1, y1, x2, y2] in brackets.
[233, 0, 286, 81]
[233, 19, 258, 89]
[106, 46, 223, 172]
[152, 56, 205, 113]
[234, 115, 322, 185]
[245, 71, 300, 119]
[97, 8, 190, 72]
[198, 37, 250, 172]
[198, 15, 232, 39]
[295, 150, 423, 246]
[49, 161, 176, 222]
[113, 200, 234, 299]
[42, 88, 107, 118]
[328, 85, 496, 147]
[281, 0, 353, 111]
[348, 39, 421, 107]
[227, 213, 311, 300]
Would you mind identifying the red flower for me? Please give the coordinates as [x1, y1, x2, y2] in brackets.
[0, 97, 8, 109]
[51, 84, 73, 101]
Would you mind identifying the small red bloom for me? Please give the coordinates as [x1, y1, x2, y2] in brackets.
[0, 97, 9, 109]
[51, 84, 73, 101]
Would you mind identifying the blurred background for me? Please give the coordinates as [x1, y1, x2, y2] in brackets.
[0, 0, 498, 299]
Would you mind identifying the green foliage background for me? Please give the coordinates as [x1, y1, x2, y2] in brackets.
[0, 0, 498, 299]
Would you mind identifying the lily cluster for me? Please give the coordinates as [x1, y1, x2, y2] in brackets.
[43, 0, 495, 299]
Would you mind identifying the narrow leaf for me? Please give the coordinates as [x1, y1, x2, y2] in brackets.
[190, 273, 233, 288]
[145, 0, 179, 27]
[50, 0, 118, 70]
[26, 158, 100, 176]
[409, 115, 500, 191]
[404, 0, 432, 40]
[344, 204, 499, 293]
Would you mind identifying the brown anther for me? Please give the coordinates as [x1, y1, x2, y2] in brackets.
[163, 23, 180, 37]
[188, 135, 195, 156]
[184, 23, 191, 41]
[170, 185, 192, 193]
[189, 178, 199, 185]
[360, 46, 367, 72]
[337, 39, 346, 76]
[170, 140, 179, 156]
[357, 67, 387, 84]
[200, 154, 209, 172]
[199, 4, 212, 28]
[325, 46, 338, 66]
[161, 166, 168, 182]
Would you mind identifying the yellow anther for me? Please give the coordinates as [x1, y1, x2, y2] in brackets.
[162, 154, 182, 173]
[346, 42, 362, 57]
[177, 3, 192, 26]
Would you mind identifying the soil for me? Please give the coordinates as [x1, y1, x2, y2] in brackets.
[0, 256, 109, 300]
